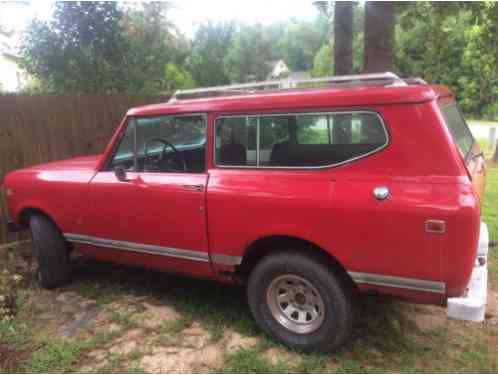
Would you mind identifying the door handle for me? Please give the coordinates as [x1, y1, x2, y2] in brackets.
[180, 184, 204, 192]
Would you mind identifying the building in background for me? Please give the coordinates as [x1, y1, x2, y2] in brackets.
[267, 60, 290, 80]
[267, 60, 311, 88]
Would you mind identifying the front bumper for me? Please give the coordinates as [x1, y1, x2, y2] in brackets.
[447, 221, 489, 322]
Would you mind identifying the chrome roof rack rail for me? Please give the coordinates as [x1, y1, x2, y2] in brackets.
[169, 72, 406, 102]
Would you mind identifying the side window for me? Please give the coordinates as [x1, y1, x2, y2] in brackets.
[215, 111, 387, 168]
[109, 118, 136, 170]
[215, 117, 256, 166]
[441, 104, 474, 159]
[108, 115, 207, 173]
[259, 116, 291, 166]
[296, 113, 386, 146]
[135, 116, 206, 157]
[296, 115, 329, 144]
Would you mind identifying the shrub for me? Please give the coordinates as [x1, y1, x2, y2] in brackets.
[483, 102, 498, 121]
[0, 270, 22, 322]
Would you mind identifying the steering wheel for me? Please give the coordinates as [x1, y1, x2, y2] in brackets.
[144, 138, 187, 172]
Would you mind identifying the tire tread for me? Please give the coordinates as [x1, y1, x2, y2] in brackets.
[247, 249, 355, 352]
[30, 214, 71, 289]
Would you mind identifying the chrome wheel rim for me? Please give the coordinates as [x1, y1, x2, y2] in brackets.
[266, 274, 325, 334]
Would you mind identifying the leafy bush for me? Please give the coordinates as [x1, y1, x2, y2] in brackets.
[312, 44, 334, 77]
[483, 102, 498, 121]
[0, 270, 22, 323]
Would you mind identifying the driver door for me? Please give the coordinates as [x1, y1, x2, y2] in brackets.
[81, 114, 211, 276]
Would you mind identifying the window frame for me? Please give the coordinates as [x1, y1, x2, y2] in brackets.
[105, 116, 138, 171]
[213, 110, 390, 170]
[105, 113, 209, 173]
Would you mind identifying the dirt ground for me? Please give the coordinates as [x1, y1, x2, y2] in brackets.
[1, 241, 497, 373]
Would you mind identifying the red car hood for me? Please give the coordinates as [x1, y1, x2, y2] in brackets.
[22, 154, 103, 172]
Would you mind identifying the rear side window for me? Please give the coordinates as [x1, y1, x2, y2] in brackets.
[214, 111, 388, 168]
[441, 105, 474, 159]
[215, 117, 257, 166]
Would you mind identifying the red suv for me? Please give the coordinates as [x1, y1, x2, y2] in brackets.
[2, 73, 489, 352]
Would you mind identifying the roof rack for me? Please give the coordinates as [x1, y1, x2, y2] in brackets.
[170, 72, 409, 102]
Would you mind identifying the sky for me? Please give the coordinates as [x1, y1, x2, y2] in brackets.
[170, 1, 318, 36]
[0, 0, 318, 91]
[0, 0, 319, 38]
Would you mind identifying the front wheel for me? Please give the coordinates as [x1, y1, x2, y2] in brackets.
[30, 214, 72, 289]
[247, 251, 355, 352]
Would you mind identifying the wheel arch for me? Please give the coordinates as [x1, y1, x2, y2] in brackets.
[19, 206, 59, 231]
[237, 235, 353, 285]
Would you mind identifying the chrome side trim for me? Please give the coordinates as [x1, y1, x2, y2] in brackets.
[348, 271, 446, 294]
[65, 233, 209, 262]
[210, 253, 242, 266]
[65, 233, 242, 266]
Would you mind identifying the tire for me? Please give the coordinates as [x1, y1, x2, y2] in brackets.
[247, 250, 355, 352]
[30, 214, 72, 289]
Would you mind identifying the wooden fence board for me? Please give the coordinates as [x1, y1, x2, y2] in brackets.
[0, 94, 168, 244]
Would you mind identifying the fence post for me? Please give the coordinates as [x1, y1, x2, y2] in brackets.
[489, 127, 496, 151]
[494, 138, 498, 163]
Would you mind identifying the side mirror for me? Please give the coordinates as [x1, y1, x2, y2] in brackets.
[114, 165, 130, 182]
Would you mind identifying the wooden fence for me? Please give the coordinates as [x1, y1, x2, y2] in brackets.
[0, 94, 169, 245]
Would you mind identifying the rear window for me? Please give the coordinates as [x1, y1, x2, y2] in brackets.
[441, 105, 474, 159]
[214, 111, 388, 168]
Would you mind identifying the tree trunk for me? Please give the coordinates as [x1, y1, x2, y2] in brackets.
[334, 2, 354, 75]
[363, 1, 395, 73]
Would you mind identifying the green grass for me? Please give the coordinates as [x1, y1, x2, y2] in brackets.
[219, 346, 290, 373]
[468, 119, 498, 127]
[26, 339, 90, 373]
[158, 315, 193, 335]
[108, 309, 137, 329]
[475, 137, 495, 159]
[482, 162, 498, 275]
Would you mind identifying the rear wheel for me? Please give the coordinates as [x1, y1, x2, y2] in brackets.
[247, 251, 355, 352]
[30, 214, 72, 289]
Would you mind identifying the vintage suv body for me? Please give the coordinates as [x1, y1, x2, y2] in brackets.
[2, 73, 489, 352]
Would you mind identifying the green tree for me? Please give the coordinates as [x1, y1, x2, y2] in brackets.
[187, 22, 234, 87]
[223, 24, 277, 83]
[164, 63, 195, 92]
[121, 2, 190, 93]
[20, 2, 191, 94]
[395, 2, 497, 118]
[312, 43, 333, 77]
[463, 2, 498, 119]
[20, 2, 127, 92]
[279, 20, 327, 71]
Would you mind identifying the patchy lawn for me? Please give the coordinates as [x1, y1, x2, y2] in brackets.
[468, 120, 498, 127]
[474, 137, 497, 160]
[1, 164, 497, 373]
